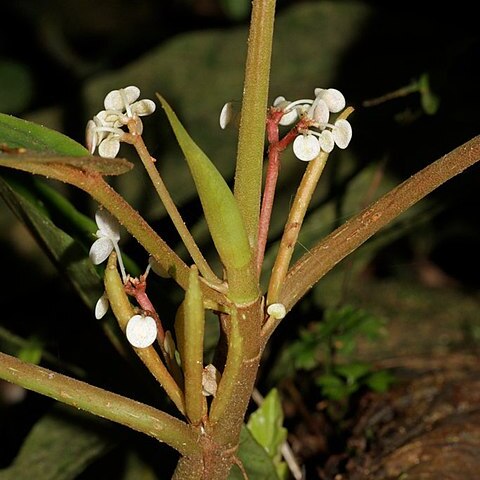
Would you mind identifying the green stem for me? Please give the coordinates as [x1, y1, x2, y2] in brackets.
[128, 132, 223, 286]
[266, 150, 329, 306]
[105, 253, 186, 415]
[0, 351, 199, 456]
[278, 134, 480, 319]
[234, 0, 276, 247]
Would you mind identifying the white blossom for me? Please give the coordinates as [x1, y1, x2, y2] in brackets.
[267, 303, 287, 320]
[273, 87, 352, 161]
[126, 314, 158, 348]
[86, 86, 156, 158]
[95, 292, 110, 320]
[89, 208, 126, 281]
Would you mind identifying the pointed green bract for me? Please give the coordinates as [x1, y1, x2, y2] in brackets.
[157, 95, 255, 301]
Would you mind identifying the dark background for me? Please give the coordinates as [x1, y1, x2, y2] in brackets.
[1, 0, 479, 478]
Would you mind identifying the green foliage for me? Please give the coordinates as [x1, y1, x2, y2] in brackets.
[229, 426, 281, 480]
[247, 389, 288, 479]
[219, 0, 251, 21]
[281, 305, 395, 401]
[0, 406, 115, 480]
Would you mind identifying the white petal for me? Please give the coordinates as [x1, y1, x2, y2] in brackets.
[131, 99, 156, 117]
[267, 303, 287, 320]
[318, 130, 334, 153]
[333, 119, 352, 149]
[95, 293, 109, 319]
[273, 95, 287, 107]
[293, 134, 320, 161]
[104, 90, 124, 111]
[313, 99, 329, 125]
[279, 108, 298, 126]
[98, 136, 120, 158]
[126, 315, 157, 348]
[104, 86, 140, 111]
[95, 209, 121, 242]
[122, 86, 141, 104]
[314, 87, 326, 97]
[219, 102, 233, 129]
[323, 88, 346, 113]
[85, 120, 97, 154]
[89, 237, 114, 265]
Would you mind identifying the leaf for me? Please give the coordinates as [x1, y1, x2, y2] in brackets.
[247, 389, 288, 478]
[0, 152, 133, 176]
[0, 112, 88, 155]
[228, 426, 280, 480]
[157, 95, 251, 271]
[0, 175, 102, 310]
[0, 60, 33, 113]
[0, 113, 132, 177]
[0, 405, 116, 480]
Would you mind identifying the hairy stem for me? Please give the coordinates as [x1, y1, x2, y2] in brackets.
[0, 351, 199, 456]
[128, 132, 222, 286]
[275, 135, 480, 324]
[234, 0, 276, 247]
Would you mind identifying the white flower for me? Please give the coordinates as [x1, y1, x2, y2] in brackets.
[267, 303, 287, 320]
[86, 86, 156, 158]
[219, 102, 234, 129]
[293, 134, 321, 162]
[202, 364, 221, 397]
[273, 87, 352, 161]
[89, 208, 126, 281]
[95, 292, 110, 320]
[126, 314, 158, 348]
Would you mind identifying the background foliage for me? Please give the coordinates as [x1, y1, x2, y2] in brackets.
[1, 1, 479, 478]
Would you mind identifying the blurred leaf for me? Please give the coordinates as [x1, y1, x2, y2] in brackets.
[229, 426, 279, 480]
[219, 0, 251, 21]
[18, 336, 44, 365]
[0, 59, 33, 113]
[334, 363, 371, 385]
[247, 389, 288, 480]
[0, 406, 116, 480]
[121, 449, 158, 480]
[418, 73, 440, 115]
[0, 175, 102, 310]
[315, 374, 354, 401]
[364, 370, 396, 393]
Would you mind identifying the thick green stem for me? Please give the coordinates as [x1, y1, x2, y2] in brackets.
[234, 0, 276, 247]
[0, 351, 199, 456]
[104, 253, 186, 415]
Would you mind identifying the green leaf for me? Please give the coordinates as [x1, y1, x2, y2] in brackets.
[0, 112, 88, 155]
[0, 405, 116, 480]
[418, 73, 440, 115]
[246, 389, 288, 478]
[364, 370, 396, 393]
[0, 175, 102, 310]
[334, 363, 371, 386]
[157, 95, 256, 302]
[228, 426, 280, 480]
[18, 336, 44, 365]
[315, 374, 353, 401]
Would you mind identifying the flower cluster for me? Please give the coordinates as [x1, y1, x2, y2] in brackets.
[274, 87, 352, 161]
[89, 208, 158, 348]
[86, 86, 156, 158]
